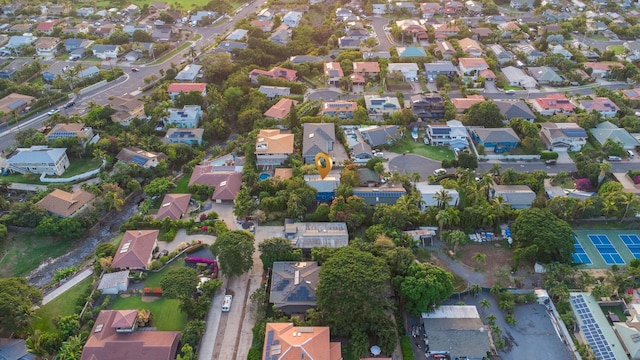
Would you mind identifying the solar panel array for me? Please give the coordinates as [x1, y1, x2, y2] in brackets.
[620, 234, 640, 258]
[287, 286, 315, 302]
[588, 234, 625, 265]
[570, 294, 616, 360]
[264, 330, 280, 360]
[131, 155, 147, 166]
[572, 237, 592, 265]
[353, 191, 404, 198]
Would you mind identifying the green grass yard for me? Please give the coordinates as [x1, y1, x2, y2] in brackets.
[0, 233, 76, 277]
[390, 139, 455, 162]
[144, 254, 187, 288]
[34, 277, 94, 332]
[111, 295, 187, 331]
[607, 45, 626, 55]
[175, 175, 191, 194]
[1, 158, 102, 184]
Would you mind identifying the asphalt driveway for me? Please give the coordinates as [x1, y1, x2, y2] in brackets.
[387, 153, 442, 181]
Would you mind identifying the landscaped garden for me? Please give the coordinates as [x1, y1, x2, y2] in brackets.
[110, 296, 187, 331]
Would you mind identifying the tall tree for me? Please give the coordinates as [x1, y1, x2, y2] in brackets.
[160, 267, 199, 300]
[466, 101, 505, 128]
[316, 246, 390, 336]
[211, 230, 255, 278]
[0, 278, 42, 337]
[394, 262, 454, 316]
[258, 237, 302, 270]
[512, 208, 574, 264]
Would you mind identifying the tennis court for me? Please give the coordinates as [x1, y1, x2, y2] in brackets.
[619, 234, 640, 258]
[587, 234, 625, 265]
[572, 237, 592, 265]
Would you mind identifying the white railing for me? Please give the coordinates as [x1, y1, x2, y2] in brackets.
[40, 159, 106, 183]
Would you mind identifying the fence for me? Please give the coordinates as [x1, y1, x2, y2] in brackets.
[78, 80, 107, 95]
[39, 159, 106, 183]
[478, 154, 541, 161]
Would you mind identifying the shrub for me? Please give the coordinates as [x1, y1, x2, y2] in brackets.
[400, 336, 415, 360]
[150, 260, 163, 270]
[635, 175, 640, 185]
[540, 151, 559, 160]
[576, 178, 593, 191]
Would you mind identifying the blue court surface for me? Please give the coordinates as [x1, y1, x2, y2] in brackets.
[620, 234, 640, 258]
[572, 237, 592, 265]
[588, 234, 625, 265]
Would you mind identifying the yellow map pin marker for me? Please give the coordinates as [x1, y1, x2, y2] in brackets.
[315, 152, 332, 179]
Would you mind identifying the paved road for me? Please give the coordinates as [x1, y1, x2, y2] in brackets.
[40, 267, 93, 306]
[371, 16, 394, 51]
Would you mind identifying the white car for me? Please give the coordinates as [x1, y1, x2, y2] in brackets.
[47, 109, 60, 116]
[433, 168, 447, 176]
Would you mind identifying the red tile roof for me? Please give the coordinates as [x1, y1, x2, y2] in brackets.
[353, 62, 380, 74]
[81, 310, 180, 360]
[264, 98, 299, 119]
[263, 323, 342, 360]
[189, 165, 242, 201]
[111, 230, 158, 269]
[166, 83, 207, 94]
[533, 93, 575, 112]
[155, 193, 191, 221]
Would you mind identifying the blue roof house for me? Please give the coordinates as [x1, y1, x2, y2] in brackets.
[165, 105, 203, 128]
[304, 174, 340, 202]
[397, 46, 427, 57]
[471, 128, 521, 153]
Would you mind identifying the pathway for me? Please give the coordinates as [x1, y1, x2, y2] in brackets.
[41, 267, 93, 306]
[430, 241, 491, 287]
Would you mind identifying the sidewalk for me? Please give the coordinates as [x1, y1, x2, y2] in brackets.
[41, 267, 93, 306]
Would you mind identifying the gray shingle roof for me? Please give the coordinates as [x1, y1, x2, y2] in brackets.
[302, 123, 336, 157]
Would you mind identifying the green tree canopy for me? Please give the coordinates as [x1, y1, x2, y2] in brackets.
[143, 177, 174, 198]
[512, 208, 574, 264]
[394, 262, 454, 316]
[211, 230, 255, 277]
[0, 278, 42, 337]
[316, 246, 390, 336]
[160, 267, 199, 300]
[466, 101, 505, 128]
[258, 237, 302, 270]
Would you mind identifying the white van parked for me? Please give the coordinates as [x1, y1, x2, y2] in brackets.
[628, 150, 635, 158]
[222, 295, 232, 312]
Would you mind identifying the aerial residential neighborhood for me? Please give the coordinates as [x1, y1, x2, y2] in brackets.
[3, 0, 640, 359]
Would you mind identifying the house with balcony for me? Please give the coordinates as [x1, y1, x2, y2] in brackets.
[471, 128, 521, 153]
[425, 120, 469, 149]
[324, 62, 344, 85]
[388, 63, 419, 81]
[302, 123, 336, 164]
[45, 123, 94, 143]
[444, 0, 464, 14]
[164, 128, 204, 145]
[165, 105, 202, 128]
[321, 101, 357, 119]
[396, 20, 428, 42]
[578, 97, 619, 118]
[35, 37, 59, 58]
[458, 38, 483, 57]
[411, 93, 445, 120]
[6, 146, 69, 175]
[458, 58, 489, 81]
[364, 95, 401, 120]
[530, 94, 575, 116]
[540, 122, 587, 152]
[256, 129, 294, 167]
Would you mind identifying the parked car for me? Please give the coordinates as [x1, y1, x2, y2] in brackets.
[545, 159, 557, 165]
[63, 101, 75, 109]
[131, 68, 140, 72]
[47, 109, 59, 116]
[505, 90, 515, 95]
[433, 168, 447, 176]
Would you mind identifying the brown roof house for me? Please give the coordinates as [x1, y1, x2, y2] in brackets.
[269, 261, 320, 315]
[263, 323, 342, 360]
[81, 309, 180, 360]
[36, 189, 95, 218]
[264, 98, 298, 120]
[111, 230, 159, 270]
[256, 129, 295, 167]
[189, 166, 242, 203]
[154, 193, 191, 221]
[116, 147, 167, 168]
[0, 93, 34, 123]
[109, 95, 145, 126]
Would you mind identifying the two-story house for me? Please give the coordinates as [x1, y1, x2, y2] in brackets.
[324, 62, 344, 85]
[6, 146, 70, 175]
[165, 105, 203, 128]
[256, 129, 295, 167]
[109, 95, 146, 126]
[458, 58, 489, 81]
[458, 38, 483, 57]
[425, 120, 469, 149]
[352, 62, 380, 78]
[91, 44, 119, 60]
[421, 2, 442, 17]
[424, 61, 457, 79]
[530, 94, 575, 116]
[540, 122, 587, 152]
[164, 128, 204, 145]
[302, 123, 336, 164]
[410, 93, 445, 120]
[167, 83, 207, 100]
[388, 63, 419, 81]
[282, 11, 302, 28]
[35, 37, 59, 58]
[364, 95, 401, 120]
[488, 44, 515, 64]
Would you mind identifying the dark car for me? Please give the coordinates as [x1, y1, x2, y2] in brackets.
[63, 101, 75, 108]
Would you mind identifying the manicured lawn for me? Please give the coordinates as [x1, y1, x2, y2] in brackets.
[144, 254, 187, 288]
[503, 85, 523, 91]
[2, 158, 102, 184]
[34, 277, 93, 332]
[589, 34, 608, 41]
[111, 295, 187, 331]
[0, 233, 76, 277]
[390, 139, 455, 161]
[175, 175, 191, 194]
[607, 45, 626, 55]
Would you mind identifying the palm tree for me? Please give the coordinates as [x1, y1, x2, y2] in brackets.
[103, 191, 125, 212]
[26, 330, 48, 359]
[436, 209, 451, 234]
[446, 229, 467, 253]
[490, 196, 509, 226]
[486, 314, 497, 326]
[500, 168, 518, 185]
[434, 189, 452, 209]
[602, 197, 618, 219]
[470, 284, 481, 297]
[620, 192, 639, 223]
[472, 252, 486, 271]
[480, 299, 491, 310]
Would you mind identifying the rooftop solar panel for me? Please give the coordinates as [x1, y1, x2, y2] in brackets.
[131, 154, 147, 166]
